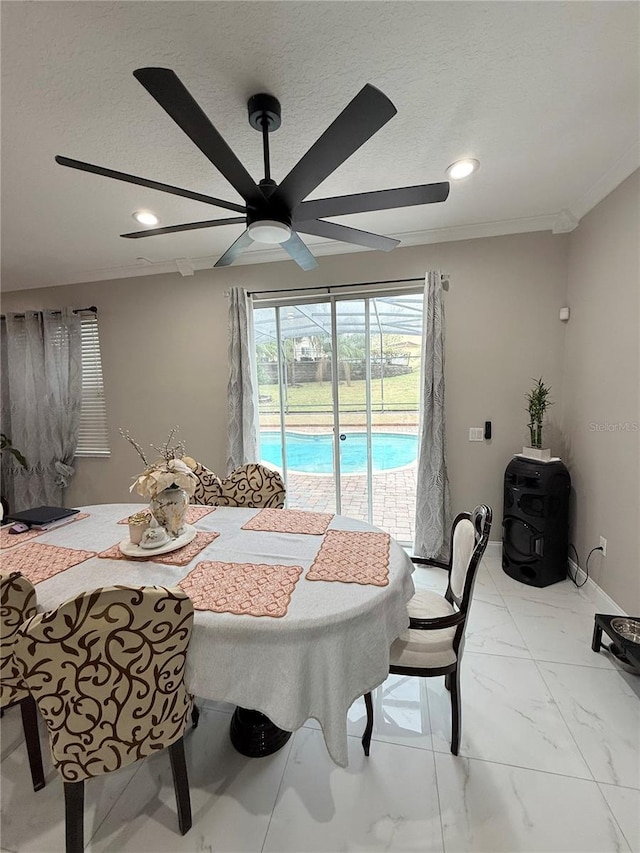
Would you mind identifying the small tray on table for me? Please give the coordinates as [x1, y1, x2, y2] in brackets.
[118, 524, 196, 558]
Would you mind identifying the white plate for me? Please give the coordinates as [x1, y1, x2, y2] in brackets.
[119, 524, 197, 557]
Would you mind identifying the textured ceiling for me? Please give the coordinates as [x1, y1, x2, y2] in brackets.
[1, 1, 638, 290]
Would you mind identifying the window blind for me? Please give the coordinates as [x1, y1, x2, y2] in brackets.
[76, 315, 110, 457]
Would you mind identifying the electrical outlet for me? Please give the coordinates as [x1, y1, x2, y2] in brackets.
[469, 428, 484, 441]
[599, 536, 607, 557]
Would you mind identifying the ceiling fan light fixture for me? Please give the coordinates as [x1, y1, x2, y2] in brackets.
[446, 159, 480, 180]
[247, 219, 292, 244]
[132, 210, 159, 226]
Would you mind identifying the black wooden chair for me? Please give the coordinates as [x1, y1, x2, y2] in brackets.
[362, 505, 492, 756]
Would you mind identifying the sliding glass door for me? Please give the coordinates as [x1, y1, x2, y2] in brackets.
[254, 287, 423, 544]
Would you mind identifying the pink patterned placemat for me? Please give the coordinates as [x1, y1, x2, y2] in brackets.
[241, 508, 334, 535]
[0, 513, 90, 551]
[179, 560, 303, 617]
[0, 541, 96, 585]
[98, 530, 220, 567]
[306, 529, 391, 587]
[117, 506, 216, 525]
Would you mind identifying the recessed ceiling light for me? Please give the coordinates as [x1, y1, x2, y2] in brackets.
[132, 210, 159, 226]
[446, 159, 480, 180]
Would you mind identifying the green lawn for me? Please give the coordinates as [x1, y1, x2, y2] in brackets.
[259, 369, 420, 413]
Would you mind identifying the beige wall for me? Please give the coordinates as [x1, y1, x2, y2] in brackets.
[562, 170, 640, 612]
[1, 231, 570, 541]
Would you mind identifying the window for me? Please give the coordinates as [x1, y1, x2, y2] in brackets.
[76, 315, 110, 457]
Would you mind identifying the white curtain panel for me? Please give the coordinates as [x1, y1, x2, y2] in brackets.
[414, 271, 452, 559]
[226, 287, 258, 473]
[0, 308, 82, 511]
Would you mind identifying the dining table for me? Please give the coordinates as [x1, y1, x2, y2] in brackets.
[1, 502, 415, 767]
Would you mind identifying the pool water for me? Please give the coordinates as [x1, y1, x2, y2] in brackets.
[260, 431, 418, 474]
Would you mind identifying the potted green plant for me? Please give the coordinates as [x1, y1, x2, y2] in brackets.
[523, 378, 553, 461]
[0, 433, 29, 519]
[1, 433, 28, 470]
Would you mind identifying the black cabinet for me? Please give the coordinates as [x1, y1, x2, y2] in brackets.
[502, 456, 571, 587]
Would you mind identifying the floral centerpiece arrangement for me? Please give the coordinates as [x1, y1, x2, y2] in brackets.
[120, 426, 198, 538]
[120, 426, 197, 499]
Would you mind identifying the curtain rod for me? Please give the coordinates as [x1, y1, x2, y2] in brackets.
[246, 275, 449, 298]
[0, 306, 97, 320]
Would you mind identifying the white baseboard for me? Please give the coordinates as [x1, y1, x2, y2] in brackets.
[486, 541, 502, 560]
[567, 557, 626, 615]
[485, 544, 625, 616]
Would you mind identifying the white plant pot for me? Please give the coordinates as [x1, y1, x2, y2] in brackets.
[522, 446, 552, 461]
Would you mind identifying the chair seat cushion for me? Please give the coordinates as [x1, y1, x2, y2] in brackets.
[407, 589, 456, 621]
[391, 590, 457, 670]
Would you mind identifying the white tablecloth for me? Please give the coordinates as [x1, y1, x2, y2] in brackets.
[21, 503, 415, 766]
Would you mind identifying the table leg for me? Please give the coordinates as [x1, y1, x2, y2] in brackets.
[229, 707, 292, 757]
[591, 622, 603, 653]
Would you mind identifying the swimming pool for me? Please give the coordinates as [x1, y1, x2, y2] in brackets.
[259, 431, 418, 474]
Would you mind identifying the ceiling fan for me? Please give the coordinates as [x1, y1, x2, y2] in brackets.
[56, 68, 450, 271]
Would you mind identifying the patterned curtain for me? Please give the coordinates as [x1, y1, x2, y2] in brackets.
[0, 308, 82, 512]
[414, 271, 452, 558]
[226, 288, 258, 473]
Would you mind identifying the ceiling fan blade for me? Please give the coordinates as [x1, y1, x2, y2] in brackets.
[295, 182, 450, 221]
[214, 229, 254, 267]
[55, 156, 246, 214]
[296, 219, 399, 252]
[281, 231, 319, 271]
[272, 84, 397, 211]
[134, 68, 264, 207]
[121, 216, 246, 239]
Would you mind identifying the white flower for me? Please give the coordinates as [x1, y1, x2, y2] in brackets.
[123, 428, 198, 500]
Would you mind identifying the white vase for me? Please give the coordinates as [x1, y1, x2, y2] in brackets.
[149, 486, 189, 538]
[522, 446, 552, 461]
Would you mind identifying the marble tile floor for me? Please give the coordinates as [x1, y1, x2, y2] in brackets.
[1, 553, 638, 852]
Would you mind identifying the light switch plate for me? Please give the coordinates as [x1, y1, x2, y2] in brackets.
[469, 427, 484, 441]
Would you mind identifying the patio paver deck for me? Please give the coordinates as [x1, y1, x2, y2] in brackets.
[286, 466, 417, 545]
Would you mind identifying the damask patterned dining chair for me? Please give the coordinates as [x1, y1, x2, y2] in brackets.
[0, 570, 45, 792]
[217, 462, 286, 508]
[362, 504, 493, 756]
[189, 459, 223, 506]
[13, 585, 195, 853]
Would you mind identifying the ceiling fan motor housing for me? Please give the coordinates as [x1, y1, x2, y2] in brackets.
[247, 191, 290, 226]
[247, 177, 292, 237]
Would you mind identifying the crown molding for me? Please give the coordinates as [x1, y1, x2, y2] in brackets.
[552, 209, 579, 234]
[569, 139, 640, 220]
[175, 258, 195, 277]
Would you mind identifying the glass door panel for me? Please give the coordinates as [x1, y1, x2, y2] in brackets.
[368, 295, 422, 544]
[334, 298, 372, 523]
[255, 301, 337, 514]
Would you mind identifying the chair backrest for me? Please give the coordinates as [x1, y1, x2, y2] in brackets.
[0, 571, 37, 708]
[14, 585, 194, 782]
[445, 504, 493, 614]
[217, 463, 286, 508]
[190, 460, 223, 505]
